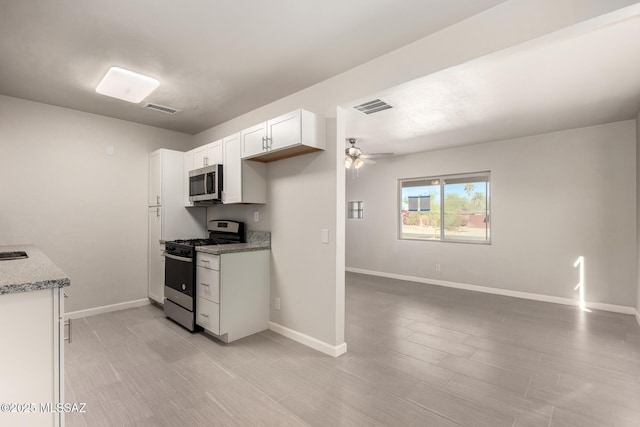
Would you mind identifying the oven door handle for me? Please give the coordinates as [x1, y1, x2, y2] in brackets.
[164, 253, 193, 263]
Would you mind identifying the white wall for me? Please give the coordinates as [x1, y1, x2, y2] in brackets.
[0, 95, 192, 312]
[192, 0, 640, 348]
[346, 121, 637, 307]
[206, 205, 271, 232]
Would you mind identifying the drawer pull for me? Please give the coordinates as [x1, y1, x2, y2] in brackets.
[199, 313, 209, 318]
[201, 283, 210, 287]
[64, 318, 72, 343]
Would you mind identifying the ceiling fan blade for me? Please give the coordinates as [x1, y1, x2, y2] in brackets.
[362, 158, 376, 164]
[361, 153, 394, 159]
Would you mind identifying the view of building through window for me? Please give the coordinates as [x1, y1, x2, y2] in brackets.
[400, 172, 490, 243]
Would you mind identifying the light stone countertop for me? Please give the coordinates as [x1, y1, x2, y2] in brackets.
[161, 230, 271, 255]
[0, 245, 70, 295]
[195, 241, 270, 255]
[197, 230, 271, 254]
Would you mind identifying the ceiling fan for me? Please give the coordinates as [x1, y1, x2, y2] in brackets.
[344, 138, 393, 169]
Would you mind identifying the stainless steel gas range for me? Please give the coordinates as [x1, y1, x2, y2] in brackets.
[163, 220, 245, 331]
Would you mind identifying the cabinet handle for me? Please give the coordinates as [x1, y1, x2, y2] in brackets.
[157, 195, 160, 205]
[266, 137, 272, 150]
[157, 207, 160, 218]
[199, 313, 209, 318]
[201, 283, 210, 287]
[64, 318, 72, 343]
[262, 136, 267, 150]
[204, 156, 208, 166]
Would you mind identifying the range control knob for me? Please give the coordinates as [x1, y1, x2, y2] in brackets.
[181, 284, 186, 291]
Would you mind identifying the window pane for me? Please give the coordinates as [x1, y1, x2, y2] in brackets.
[401, 183, 441, 240]
[442, 178, 490, 242]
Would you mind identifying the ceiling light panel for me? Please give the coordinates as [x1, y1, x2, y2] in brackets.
[95, 67, 159, 103]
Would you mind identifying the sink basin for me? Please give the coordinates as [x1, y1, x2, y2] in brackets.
[0, 251, 28, 260]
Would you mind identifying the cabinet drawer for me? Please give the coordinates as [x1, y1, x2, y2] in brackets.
[196, 267, 219, 303]
[197, 253, 219, 270]
[196, 297, 220, 335]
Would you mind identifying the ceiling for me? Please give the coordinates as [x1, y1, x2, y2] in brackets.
[0, 0, 506, 135]
[345, 11, 640, 158]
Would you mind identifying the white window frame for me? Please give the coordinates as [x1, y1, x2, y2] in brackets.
[398, 171, 491, 244]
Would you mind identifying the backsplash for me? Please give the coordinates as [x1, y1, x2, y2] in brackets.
[247, 231, 270, 246]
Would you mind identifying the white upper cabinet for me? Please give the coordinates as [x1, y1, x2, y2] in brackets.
[223, 133, 266, 204]
[149, 150, 162, 206]
[240, 109, 325, 162]
[194, 140, 223, 169]
[183, 149, 196, 207]
[207, 140, 223, 165]
[267, 109, 301, 151]
[193, 145, 207, 168]
[240, 122, 268, 159]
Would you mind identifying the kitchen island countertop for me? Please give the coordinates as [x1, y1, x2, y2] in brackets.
[0, 245, 70, 295]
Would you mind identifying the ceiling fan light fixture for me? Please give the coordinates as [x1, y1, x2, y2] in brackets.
[345, 156, 353, 169]
[96, 66, 159, 103]
[354, 157, 364, 169]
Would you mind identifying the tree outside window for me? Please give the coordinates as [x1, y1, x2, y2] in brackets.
[400, 172, 490, 243]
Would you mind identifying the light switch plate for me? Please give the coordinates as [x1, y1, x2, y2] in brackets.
[321, 229, 329, 244]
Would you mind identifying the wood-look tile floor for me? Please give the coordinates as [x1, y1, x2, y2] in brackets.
[65, 272, 640, 426]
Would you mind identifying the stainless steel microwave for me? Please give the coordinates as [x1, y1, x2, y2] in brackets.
[189, 164, 223, 203]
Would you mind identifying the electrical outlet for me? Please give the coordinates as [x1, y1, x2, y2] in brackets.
[274, 297, 281, 310]
[435, 264, 441, 272]
[254, 211, 259, 222]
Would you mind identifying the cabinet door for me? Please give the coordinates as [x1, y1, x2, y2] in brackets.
[0, 289, 61, 426]
[148, 207, 164, 303]
[222, 133, 242, 204]
[241, 122, 267, 158]
[197, 266, 220, 303]
[207, 140, 223, 165]
[268, 109, 301, 151]
[184, 150, 195, 207]
[194, 146, 207, 168]
[196, 297, 220, 334]
[149, 150, 162, 206]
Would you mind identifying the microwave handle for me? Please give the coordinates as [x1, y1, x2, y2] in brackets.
[205, 169, 214, 196]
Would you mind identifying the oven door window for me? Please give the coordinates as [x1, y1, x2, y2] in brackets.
[206, 171, 217, 196]
[165, 256, 194, 298]
[189, 174, 205, 196]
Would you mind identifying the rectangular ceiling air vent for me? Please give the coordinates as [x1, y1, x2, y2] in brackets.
[144, 103, 179, 115]
[353, 98, 393, 115]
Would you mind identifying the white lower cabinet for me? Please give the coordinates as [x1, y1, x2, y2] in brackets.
[196, 266, 219, 303]
[0, 287, 64, 427]
[196, 297, 220, 335]
[195, 250, 270, 343]
[147, 206, 164, 304]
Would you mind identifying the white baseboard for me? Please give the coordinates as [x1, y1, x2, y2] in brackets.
[269, 321, 347, 357]
[65, 298, 151, 320]
[346, 267, 636, 315]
